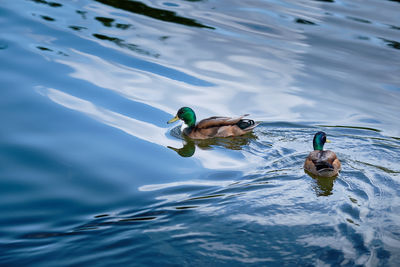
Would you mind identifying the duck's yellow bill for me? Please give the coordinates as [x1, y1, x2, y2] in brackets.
[167, 115, 179, 124]
[326, 139, 331, 143]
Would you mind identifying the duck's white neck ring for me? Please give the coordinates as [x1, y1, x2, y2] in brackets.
[180, 122, 189, 133]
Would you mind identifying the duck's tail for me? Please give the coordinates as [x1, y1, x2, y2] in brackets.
[315, 162, 335, 177]
[236, 119, 260, 131]
[315, 162, 334, 171]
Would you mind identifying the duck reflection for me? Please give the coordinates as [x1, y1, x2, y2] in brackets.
[305, 170, 336, 196]
[168, 130, 257, 158]
[168, 138, 196, 157]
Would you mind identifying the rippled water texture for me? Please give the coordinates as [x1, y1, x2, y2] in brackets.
[1, 0, 400, 265]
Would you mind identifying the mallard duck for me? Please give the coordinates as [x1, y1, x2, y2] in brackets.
[167, 107, 259, 139]
[304, 131, 341, 177]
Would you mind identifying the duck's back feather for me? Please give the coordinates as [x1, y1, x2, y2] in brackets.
[196, 114, 249, 129]
[186, 114, 259, 139]
[304, 150, 341, 177]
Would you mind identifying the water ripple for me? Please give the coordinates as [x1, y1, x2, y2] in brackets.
[1, 0, 400, 265]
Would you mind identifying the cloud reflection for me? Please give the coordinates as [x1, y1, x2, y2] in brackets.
[37, 87, 249, 169]
[139, 180, 233, 192]
[37, 87, 175, 147]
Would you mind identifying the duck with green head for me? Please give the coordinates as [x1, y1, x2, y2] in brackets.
[304, 131, 341, 177]
[167, 107, 259, 139]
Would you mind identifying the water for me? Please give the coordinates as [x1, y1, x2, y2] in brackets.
[1, 0, 400, 265]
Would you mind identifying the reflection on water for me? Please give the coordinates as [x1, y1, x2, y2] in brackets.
[95, 0, 214, 29]
[92, 33, 159, 57]
[37, 86, 180, 147]
[1, 0, 400, 265]
[29, 0, 62, 8]
[167, 126, 257, 157]
[307, 171, 336, 196]
[168, 140, 196, 157]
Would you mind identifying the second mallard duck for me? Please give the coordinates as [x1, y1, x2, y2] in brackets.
[167, 107, 259, 139]
[304, 131, 341, 177]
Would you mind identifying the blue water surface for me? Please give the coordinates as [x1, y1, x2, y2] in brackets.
[1, 0, 400, 265]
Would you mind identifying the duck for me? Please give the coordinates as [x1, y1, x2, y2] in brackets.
[167, 107, 259, 140]
[304, 131, 341, 177]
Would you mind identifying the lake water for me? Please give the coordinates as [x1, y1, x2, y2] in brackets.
[1, 0, 400, 265]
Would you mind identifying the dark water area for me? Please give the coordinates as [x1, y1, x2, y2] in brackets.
[1, 0, 400, 265]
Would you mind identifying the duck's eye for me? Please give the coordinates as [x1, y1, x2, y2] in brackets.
[322, 136, 326, 143]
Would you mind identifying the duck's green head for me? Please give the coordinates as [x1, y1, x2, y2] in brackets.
[313, 131, 331, 150]
[167, 107, 196, 127]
